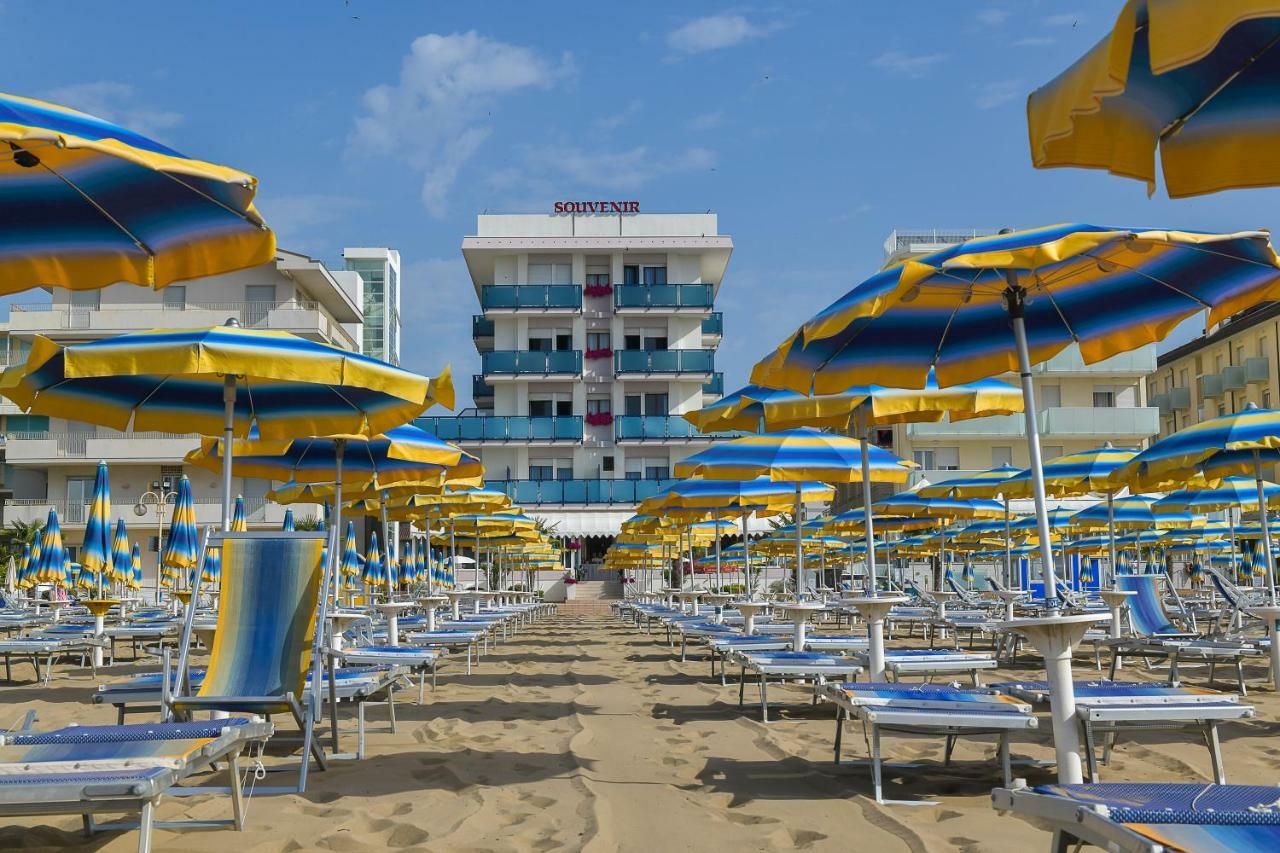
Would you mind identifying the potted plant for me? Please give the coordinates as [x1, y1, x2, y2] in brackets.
[585, 347, 613, 360]
[584, 283, 613, 297]
[585, 411, 614, 427]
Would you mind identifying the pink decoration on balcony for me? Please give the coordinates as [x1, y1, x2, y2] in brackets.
[584, 283, 613, 297]
[585, 347, 613, 360]
[585, 412, 614, 427]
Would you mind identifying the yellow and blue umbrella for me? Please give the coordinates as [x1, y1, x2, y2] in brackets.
[16, 543, 31, 590]
[229, 495, 248, 533]
[1028, 2, 1280, 198]
[282, 509, 295, 532]
[644, 477, 836, 511]
[201, 540, 222, 586]
[161, 475, 199, 579]
[0, 91, 275, 295]
[109, 518, 131, 588]
[340, 521, 361, 580]
[1157, 476, 1280, 512]
[1071, 496, 1195, 531]
[21, 538, 41, 590]
[32, 509, 66, 585]
[79, 460, 112, 596]
[363, 532, 386, 587]
[918, 465, 1022, 500]
[415, 540, 427, 586]
[129, 543, 143, 590]
[961, 559, 975, 587]
[673, 428, 914, 484]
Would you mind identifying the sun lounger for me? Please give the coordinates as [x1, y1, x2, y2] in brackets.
[0, 630, 110, 684]
[0, 718, 272, 852]
[705, 635, 792, 683]
[733, 651, 863, 722]
[992, 781, 1280, 852]
[165, 531, 334, 793]
[823, 681, 1037, 804]
[337, 645, 446, 703]
[992, 679, 1255, 783]
[855, 649, 998, 685]
[403, 628, 485, 672]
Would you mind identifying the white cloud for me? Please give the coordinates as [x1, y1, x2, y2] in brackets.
[350, 31, 573, 217]
[870, 50, 947, 79]
[977, 8, 1009, 26]
[689, 110, 725, 131]
[1013, 36, 1056, 47]
[666, 14, 780, 56]
[42, 82, 182, 139]
[523, 145, 716, 190]
[592, 99, 643, 132]
[975, 79, 1023, 110]
[254, 192, 367, 253]
[1046, 12, 1081, 26]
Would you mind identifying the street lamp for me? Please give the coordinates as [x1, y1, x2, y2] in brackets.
[134, 477, 177, 603]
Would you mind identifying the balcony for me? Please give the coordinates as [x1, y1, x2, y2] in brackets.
[486, 478, 680, 506]
[702, 313, 723, 341]
[8, 300, 359, 351]
[614, 349, 715, 376]
[472, 375, 494, 402]
[1246, 357, 1270, 385]
[1201, 374, 1224, 398]
[907, 414, 1026, 439]
[1222, 365, 1247, 392]
[416, 415, 582, 443]
[482, 350, 582, 377]
[472, 314, 495, 339]
[703, 373, 725, 397]
[613, 416, 744, 443]
[5, 430, 200, 464]
[1152, 393, 1172, 416]
[1169, 386, 1191, 410]
[5, 497, 291, 528]
[1031, 344, 1156, 376]
[480, 285, 581, 312]
[614, 284, 714, 311]
[1037, 406, 1160, 440]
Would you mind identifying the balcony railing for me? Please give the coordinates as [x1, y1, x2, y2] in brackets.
[416, 415, 582, 443]
[614, 284, 713, 309]
[1037, 406, 1160, 438]
[8, 300, 358, 350]
[6, 497, 281, 526]
[704, 373, 724, 396]
[702, 312, 723, 336]
[906, 414, 1026, 438]
[1031, 344, 1156, 376]
[614, 349, 715, 374]
[613, 416, 744, 442]
[481, 285, 582, 311]
[486, 478, 680, 505]
[472, 375, 494, 399]
[482, 350, 582, 375]
[5, 430, 198, 459]
[472, 315, 495, 337]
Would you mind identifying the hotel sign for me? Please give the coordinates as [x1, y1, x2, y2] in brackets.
[553, 200, 640, 214]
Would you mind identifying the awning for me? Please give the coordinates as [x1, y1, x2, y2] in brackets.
[528, 509, 775, 539]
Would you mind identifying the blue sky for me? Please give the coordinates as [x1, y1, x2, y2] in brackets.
[7, 1, 1280, 407]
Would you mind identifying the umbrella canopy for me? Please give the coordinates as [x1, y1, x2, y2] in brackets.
[282, 509, 295, 532]
[109, 518, 131, 586]
[1157, 476, 1280, 512]
[917, 465, 1023, 499]
[673, 428, 915, 484]
[1112, 404, 1280, 490]
[340, 522, 361, 580]
[1071, 495, 1195, 530]
[129, 543, 143, 590]
[229, 495, 248, 532]
[642, 477, 836, 511]
[363, 532, 386, 586]
[79, 460, 112, 590]
[161, 476, 200, 573]
[32, 509, 66, 585]
[0, 91, 274, 295]
[1028, 2, 1280, 198]
[873, 493, 1006, 520]
[1004, 444, 1139, 499]
[201, 540, 222, 585]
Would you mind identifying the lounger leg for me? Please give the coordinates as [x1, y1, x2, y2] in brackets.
[943, 734, 956, 767]
[738, 664, 746, 708]
[999, 733, 1012, 787]
[870, 725, 884, 804]
[327, 656, 340, 753]
[833, 707, 844, 765]
[1207, 722, 1226, 784]
[137, 800, 155, 853]
[1082, 720, 1099, 782]
[82, 813, 94, 837]
[680, 636, 687, 662]
[467, 646, 472, 675]
[228, 752, 246, 830]
[1236, 658, 1247, 696]
[759, 674, 769, 723]
[387, 686, 398, 734]
[1168, 652, 1181, 687]
[1107, 650, 1120, 681]
[357, 701, 366, 760]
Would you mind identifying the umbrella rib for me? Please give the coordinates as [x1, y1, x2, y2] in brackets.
[1161, 31, 1280, 139]
[154, 170, 270, 229]
[30, 156, 157, 266]
[1077, 250, 1214, 308]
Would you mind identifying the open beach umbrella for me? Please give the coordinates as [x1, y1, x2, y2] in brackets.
[1157, 476, 1280, 576]
[1027, 2, 1280, 198]
[0, 92, 275, 296]
[0, 326, 452, 530]
[161, 476, 199, 586]
[109, 518, 131, 589]
[32, 509, 66, 585]
[229, 495, 248, 533]
[919, 465, 1024, 588]
[79, 460, 112, 597]
[282, 509, 295, 532]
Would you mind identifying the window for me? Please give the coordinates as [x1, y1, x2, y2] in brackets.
[1265, 389, 1272, 409]
[623, 265, 640, 286]
[70, 289, 101, 310]
[529, 465, 554, 481]
[65, 476, 95, 524]
[991, 446, 1013, 467]
[646, 464, 670, 479]
[644, 393, 668, 416]
[913, 449, 936, 470]
[586, 332, 610, 351]
[1179, 368, 1189, 388]
[162, 285, 186, 310]
[1093, 387, 1116, 408]
[6, 415, 48, 434]
[873, 428, 893, 448]
[586, 397, 611, 415]
[643, 334, 668, 351]
[1039, 383, 1061, 408]
[624, 333, 641, 350]
[1261, 336, 1269, 358]
[527, 333, 552, 352]
[556, 399, 572, 416]
[245, 285, 275, 326]
[528, 263, 571, 285]
[626, 456, 669, 480]
[602, 455, 615, 473]
[586, 273, 610, 287]
[1042, 445, 1064, 461]
[624, 395, 642, 417]
[642, 266, 667, 285]
[555, 333, 573, 351]
[1236, 345, 1245, 365]
[529, 399, 552, 417]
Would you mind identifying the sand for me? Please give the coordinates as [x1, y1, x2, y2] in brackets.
[2, 611, 1278, 852]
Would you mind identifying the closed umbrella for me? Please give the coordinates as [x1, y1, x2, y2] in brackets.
[109, 518, 131, 591]
[32, 509, 66, 585]
[80, 460, 112, 597]
[282, 509, 295, 532]
[161, 476, 199, 591]
[130, 543, 144, 590]
[363, 532, 386, 589]
[230, 495, 248, 532]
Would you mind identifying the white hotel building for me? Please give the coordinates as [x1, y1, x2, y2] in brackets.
[0, 249, 381, 585]
[417, 211, 735, 556]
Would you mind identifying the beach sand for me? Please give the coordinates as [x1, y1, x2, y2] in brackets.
[2, 610, 1278, 852]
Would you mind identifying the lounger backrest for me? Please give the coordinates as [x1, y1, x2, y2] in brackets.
[1117, 574, 1180, 636]
[198, 534, 326, 701]
[944, 576, 978, 605]
[1205, 566, 1246, 608]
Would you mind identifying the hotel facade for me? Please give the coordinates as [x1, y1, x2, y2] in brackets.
[420, 210, 734, 555]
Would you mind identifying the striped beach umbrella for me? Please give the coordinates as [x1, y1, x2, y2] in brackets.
[32, 509, 66, 585]
[1071, 496, 1195, 531]
[415, 541, 427, 586]
[363, 532, 386, 586]
[1028, 4, 1280, 198]
[161, 476, 200, 578]
[129, 543, 143, 590]
[230, 495, 248, 532]
[201, 539, 222, 586]
[109, 518, 131, 588]
[22, 538, 41, 590]
[1157, 477, 1280, 513]
[961, 559, 975, 587]
[918, 465, 1022, 500]
[282, 509, 295, 532]
[340, 521, 361, 579]
[79, 460, 112, 596]
[16, 543, 31, 590]
[0, 92, 274, 297]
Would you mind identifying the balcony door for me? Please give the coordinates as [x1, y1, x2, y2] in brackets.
[65, 475, 94, 524]
[245, 285, 276, 327]
[528, 263, 571, 285]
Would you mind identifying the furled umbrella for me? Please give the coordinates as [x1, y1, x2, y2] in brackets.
[161, 476, 199, 593]
[1027, 2, 1280, 198]
[229, 495, 248, 533]
[282, 509, 295, 532]
[363, 532, 386, 591]
[32, 508, 66, 585]
[130, 543, 143, 590]
[109, 518, 131, 592]
[79, 460, 112, 597]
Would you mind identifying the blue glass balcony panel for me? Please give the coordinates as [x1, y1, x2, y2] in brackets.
[483, 350, 582, 375]
[481, 285, 582, 310]
[614, 283, 713, 309]
[471, 315, 495, 337]
[614, 349, 714, 374]
[701, 312, 723, 335]
[416, 416, 583, 442]
[613, 416, 744, 441]
[486, 478, 680, 505]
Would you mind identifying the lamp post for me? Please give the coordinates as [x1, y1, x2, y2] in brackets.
[134, 477, 177, 603]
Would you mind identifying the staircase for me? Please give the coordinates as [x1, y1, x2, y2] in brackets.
[559, 580, 623, 616]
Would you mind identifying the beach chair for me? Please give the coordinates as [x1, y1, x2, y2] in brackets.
[945, 576, 988, 608]
[733, 651, 863, 722]
[993, 680, 1255, 783]
[1104, 575, 1259, 692]
[0, 717, 272, 852]
[858, 648, 999, 685]
[164, 530, 334, 793]
[992, 781, 1280, 852]
[1205, 566, 1267, 633]
[823, 682, 1037, 804]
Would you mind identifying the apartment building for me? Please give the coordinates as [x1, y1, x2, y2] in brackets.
[344, 247, 401, 366]
[420, 210, 733, 556]
[0, 249, 365, 584]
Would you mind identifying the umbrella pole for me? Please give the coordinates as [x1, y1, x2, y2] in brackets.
[858, 410, 878, 596]
[741, 514, 752, 597]
[1107, 492, 1118, 590]
[794, 482, 804, 599]
[715, 522, 722, 593]
[381, 491, 394, 601]
[221, 375, 237, 532]
[331, 440, 344, 606]
[1004, 499, 1014, 590]
[1255, 450, 1278, 605]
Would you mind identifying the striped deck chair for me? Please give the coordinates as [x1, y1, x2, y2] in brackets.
[165, 531, 334, 793]
[993, 782, 1280, 852]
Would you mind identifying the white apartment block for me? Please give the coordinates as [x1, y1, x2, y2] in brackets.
[0, 250, 364, 584]
[419, 210, 733, 554]
[344, 247, 401, 366]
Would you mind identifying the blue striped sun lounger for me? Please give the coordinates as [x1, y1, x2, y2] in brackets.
[733, 651, 863, 722]
[338, 645, 446, 703]
[705, 635, 792, 683]
[823, 682, 1037, 804]
[855, 649, 998, 685]
[404, 629, 485, 672]
[993, 782, 1280, 852]
[992, 680, 1255, 783]
[0, 632, 110, 685]
[0, 718, 272, 853]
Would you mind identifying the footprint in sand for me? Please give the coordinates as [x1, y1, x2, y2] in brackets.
[767, 827, 829, 849]
[722, 811, 781, 827]
[519, 792, 556, 808]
